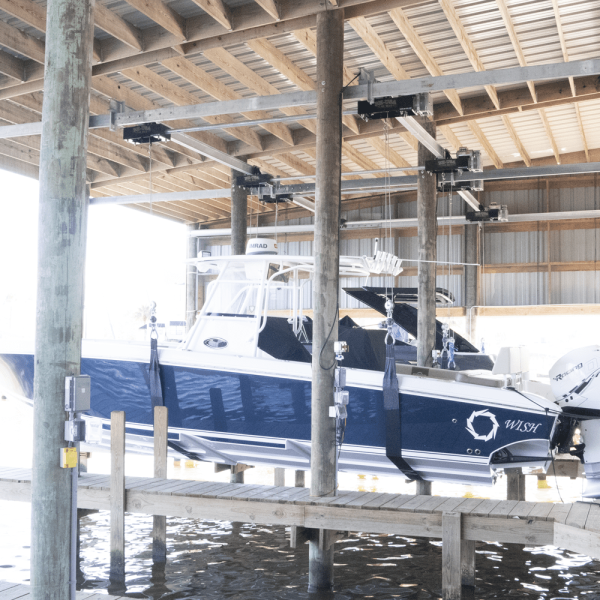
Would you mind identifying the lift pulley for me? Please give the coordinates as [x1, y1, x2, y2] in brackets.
[235, 170, 292, 203]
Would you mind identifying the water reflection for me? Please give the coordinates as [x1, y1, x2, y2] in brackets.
[67, 513, 600, 599]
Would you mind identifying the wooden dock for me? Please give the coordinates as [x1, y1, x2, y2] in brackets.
[0, 581, 123, 599]
[1, 466, 599, 560]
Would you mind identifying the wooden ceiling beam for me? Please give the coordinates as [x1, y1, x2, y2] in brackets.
[246, 38, 360, 135]
[276, 152, 316, 176]
[389, 7, 463, 115]
[189, 0, 233, 30]
[161, 56, 294, 146]
[538, 107, 561, 165]
[366, 136, 416, 173]
[348, 16, 410, 81]
[438, 124, 461, 153]
[438, 0, 499, 110]
[122, 0, 187, 41]
[501, 114, 531, 167]
[252, 0, 281, 21]
[0, 19, 45, 64]
[495, 0, 536, 103]
[94, 3, 144, 52]
[467, 121, 503, 169]
[574, 104, 589, 163]
[0, 50, 25, 82]
[122, 66, 264, 151]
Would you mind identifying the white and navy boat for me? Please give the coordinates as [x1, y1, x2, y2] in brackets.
[1, 240, 599, 492]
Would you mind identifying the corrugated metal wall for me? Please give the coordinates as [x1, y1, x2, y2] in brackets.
[202, 186, 600, 309]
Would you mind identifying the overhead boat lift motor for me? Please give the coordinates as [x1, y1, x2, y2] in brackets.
[235, 169, 292, 203]
[427, 147, 484, 194]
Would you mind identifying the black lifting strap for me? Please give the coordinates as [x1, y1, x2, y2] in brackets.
[149, 336, 164, 408]
[383, 340, 422, 481]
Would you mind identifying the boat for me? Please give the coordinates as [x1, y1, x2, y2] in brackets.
[0, 241, 598, 492]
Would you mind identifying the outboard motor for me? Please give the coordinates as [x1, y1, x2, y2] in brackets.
[550, 345, 600, 497]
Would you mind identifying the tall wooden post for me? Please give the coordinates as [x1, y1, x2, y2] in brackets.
[506, 468, 526, 501]
[416, 113, 438, 367]
[152, 406, 168, 563]
[295, 470, 305, 487]
[110, 411, 126, 585]
[231, 170, 248, 255]
[464, 223, 480, 342]
[309, 8, 344, 593]
[30, 0, 94, 597]
[186, 224, 199, 333]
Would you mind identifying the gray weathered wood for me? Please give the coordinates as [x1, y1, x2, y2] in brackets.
[506, 468, 526, 501]
[30, 0, 94, 596]
[442, 512, 462, 600]
[295, 470, 305, 487]
[461, 539, 476, 588]
[416, 109, 437, 367]
[309, 13, 345, 590]
[152, 406, 168, 563]
[416, 480, 432, 496]
[110, 411, 126, 583]
[274, 468, 285, 487]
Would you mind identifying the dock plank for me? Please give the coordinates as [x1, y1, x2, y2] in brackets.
[547, 503, 572, 524]
[414, 496, 449, 514]
[509, 501, 536, 519]
[0, 584, 33, 599]
[565, 502, 591, 529]
[488, 500, 520, 518]
[470, 499, 502, 518]
[524, 502, 554, 521]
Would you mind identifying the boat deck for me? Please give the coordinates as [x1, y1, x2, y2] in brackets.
[0, 467, 599, 558]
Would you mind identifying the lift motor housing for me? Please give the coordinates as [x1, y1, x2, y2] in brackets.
[358, 93, 433, 121]
[466, 202, 508, 222]
[123, 123, 171, 144]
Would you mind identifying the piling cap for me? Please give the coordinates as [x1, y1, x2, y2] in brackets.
[246, 237, 278, 255]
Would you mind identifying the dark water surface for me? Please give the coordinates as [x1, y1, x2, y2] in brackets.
[72, 512, 600, 600]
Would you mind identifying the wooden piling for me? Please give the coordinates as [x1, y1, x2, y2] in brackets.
[274, 468, 285, 487]
[416, 109, 438, 368]
[461, 540, 476, 588]
[416, 480, 432, 496]
[231, 169, 248, 255]
[152, 407, 168, 563]
[464, 224, 480, 342]
[308, 8, 344, 592]
[29, 0, 94, 597]
[110, 411, 126, 583]
[442, 512, 462, 600]
[506, 468, 526, 501]
[186, 224, 199, 333]
[295, 470, 305, 488]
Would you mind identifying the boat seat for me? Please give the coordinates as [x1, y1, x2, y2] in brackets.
[396, 363, 503, 388]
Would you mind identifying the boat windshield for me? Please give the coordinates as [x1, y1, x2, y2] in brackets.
[203, 261, 265, 318]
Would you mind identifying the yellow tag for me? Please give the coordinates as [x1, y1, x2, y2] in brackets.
[60, 447, 78, 469]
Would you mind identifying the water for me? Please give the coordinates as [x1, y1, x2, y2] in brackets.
[1, 399, 600, 598]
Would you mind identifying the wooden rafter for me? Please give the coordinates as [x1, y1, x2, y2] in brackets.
[0, 50, 25, 81]
[252, 0, 281, 21]
[366, 136, 416, 174]
[538, 107, 561, 164]
[467, 121, 503, 169]
[348, 17, 410, 81]
[574, 104, 589, 162]
[438, 0, 499, 110]
[122, 0, 187, 41]
[438, 124, 461, 153]
[122, 66, 264, 151]
[246, 38, 360, 135]
[500, 114, 531, 167]
[189, 0, 233, 30]
[94, 3, 144, 52]
[388, 7, 463, 115]
[161, 56, 294, 146]
[495, 0, 536, 103]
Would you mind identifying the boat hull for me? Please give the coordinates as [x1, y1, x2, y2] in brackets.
[0, 341, 559, 485]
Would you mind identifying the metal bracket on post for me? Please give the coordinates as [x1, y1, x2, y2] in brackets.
[109, 100, 125, 132]
[358, 68, 376, 104]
